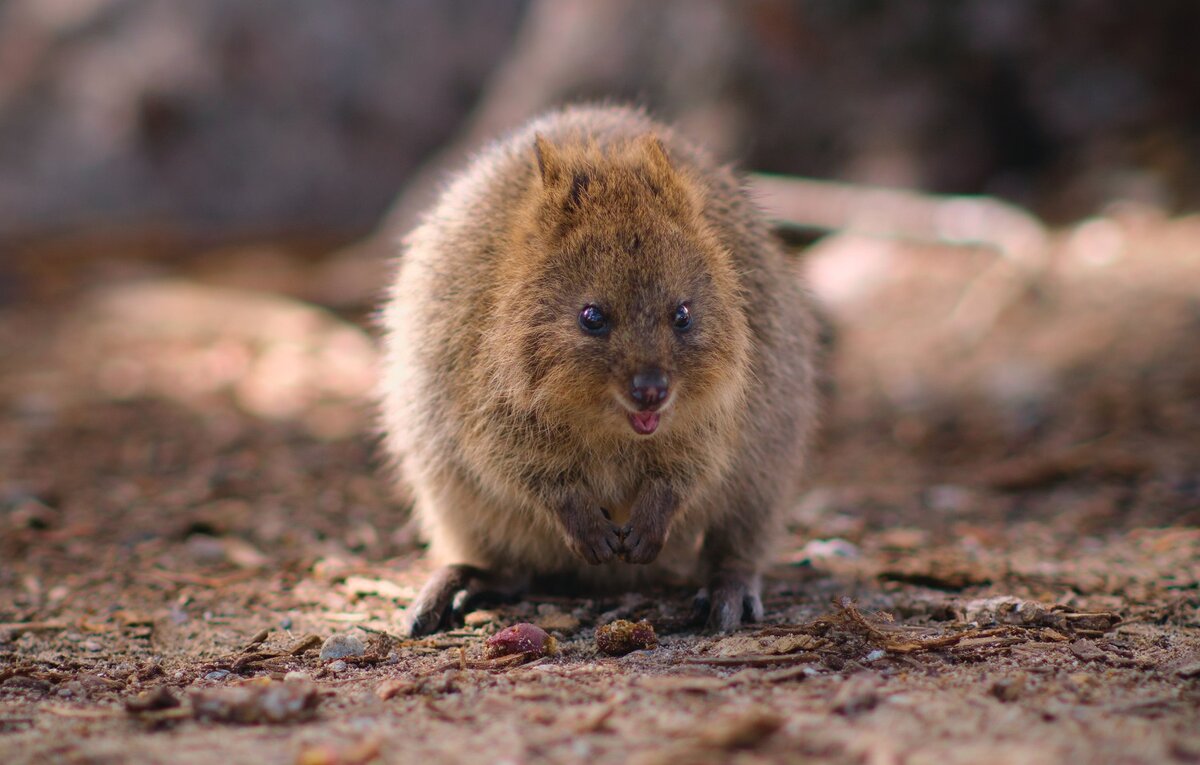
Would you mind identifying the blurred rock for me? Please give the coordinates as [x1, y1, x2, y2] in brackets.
[4, 0, 1199, 255]
[0, 0, 525, 242]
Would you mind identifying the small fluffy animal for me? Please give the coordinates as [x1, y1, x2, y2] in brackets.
[380, 105, 821, 634]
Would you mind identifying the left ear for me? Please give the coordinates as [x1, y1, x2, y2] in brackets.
[639, 134, 675, 181]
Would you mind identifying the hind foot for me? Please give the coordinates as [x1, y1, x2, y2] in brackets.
[693, 570, 763, 634]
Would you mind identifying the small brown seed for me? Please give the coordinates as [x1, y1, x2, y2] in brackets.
[595, 619, 658, 656]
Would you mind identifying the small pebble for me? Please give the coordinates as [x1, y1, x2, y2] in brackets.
[865, 649, 886, 662]
[124, 685, 181, 713]
[534, 606, 581, 634]
[831, 677, 880, 717]
[205, 670, 231, 681]
[80, 640, 103, 652]
[991, 674, 1027, 702]
[328, 660, 348, 673]
[284, 671, 310, 683]
[319, 633, 366, 660]
[796, 538, 859, 561]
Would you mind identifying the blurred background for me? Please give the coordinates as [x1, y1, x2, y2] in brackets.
[3, 0, 1200, 298]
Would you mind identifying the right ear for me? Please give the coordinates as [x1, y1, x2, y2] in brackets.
[533, 134, 562, 186]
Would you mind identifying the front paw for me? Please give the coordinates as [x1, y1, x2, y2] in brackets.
[619, 517, 667, 564]
[406, 565, 476, 637]
[563, 514, 622, 565]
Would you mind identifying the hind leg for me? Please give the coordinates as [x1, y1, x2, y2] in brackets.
[403, 467, 535, 636]
[695, 484, 783, 633]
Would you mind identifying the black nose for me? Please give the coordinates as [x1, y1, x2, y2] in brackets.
[630, 370, 670, 409]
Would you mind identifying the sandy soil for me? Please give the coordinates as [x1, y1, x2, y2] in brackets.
[2, 208, 1198, 764]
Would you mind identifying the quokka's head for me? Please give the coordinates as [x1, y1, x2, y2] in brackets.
[488, 132, 752, 438]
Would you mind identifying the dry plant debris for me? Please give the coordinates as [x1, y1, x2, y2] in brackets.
[595, 620, 659, 656]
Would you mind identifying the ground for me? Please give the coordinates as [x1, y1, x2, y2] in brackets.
[1, 208, 1198, 764]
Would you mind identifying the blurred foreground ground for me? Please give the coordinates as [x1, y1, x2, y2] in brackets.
[1, 209, 1198, 763]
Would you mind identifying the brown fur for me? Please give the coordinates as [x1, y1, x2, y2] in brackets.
[381, 104, 821, 633]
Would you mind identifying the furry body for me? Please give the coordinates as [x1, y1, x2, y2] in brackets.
[381, 105, 820, 633]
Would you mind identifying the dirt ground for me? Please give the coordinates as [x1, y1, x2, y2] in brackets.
[2, 208, 1198, 764]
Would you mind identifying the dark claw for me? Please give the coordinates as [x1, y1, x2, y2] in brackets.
[619, 522, 663, 564]
[407, 605, 446, 637]
[568, 518, 622, 565]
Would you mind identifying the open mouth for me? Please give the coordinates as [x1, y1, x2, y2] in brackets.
[628, 411, 660, 435]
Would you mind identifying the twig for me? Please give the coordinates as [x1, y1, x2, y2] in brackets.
[0, 621, 70, 635]
[42, 706, 121, 719]
[433, 651, 532, 672]
[685, 653, 822, 667]
[288, 634, 322, 655]
[145, 569, 259, 588]
[240, 629, 270, 652]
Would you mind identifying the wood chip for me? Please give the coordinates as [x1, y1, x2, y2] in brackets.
[761, 665, 816, 683]
[570, 701, 617, 733]
[289, 634, 323, 655]
[375, 679, 417, 700]
[241, 629, 270, 651]
[43, 706, 121, 719]
[1175, 661, 1200, 679]
[1070, 639, 1108, 663]
[698, 707, 784, 749]
[637, 676, 731, 692]
[831, 678, 880, 717]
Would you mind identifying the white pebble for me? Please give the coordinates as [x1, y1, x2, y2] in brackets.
[319, 633, 366, 660]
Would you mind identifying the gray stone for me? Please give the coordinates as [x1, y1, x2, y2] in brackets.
[319, 633, 365, 661]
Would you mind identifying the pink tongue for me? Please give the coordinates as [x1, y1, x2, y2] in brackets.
[629, 411, 660, 435]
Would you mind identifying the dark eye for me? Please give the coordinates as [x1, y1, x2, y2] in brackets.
[578, 304, 609, 335]
[672, 303, 692, 331]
